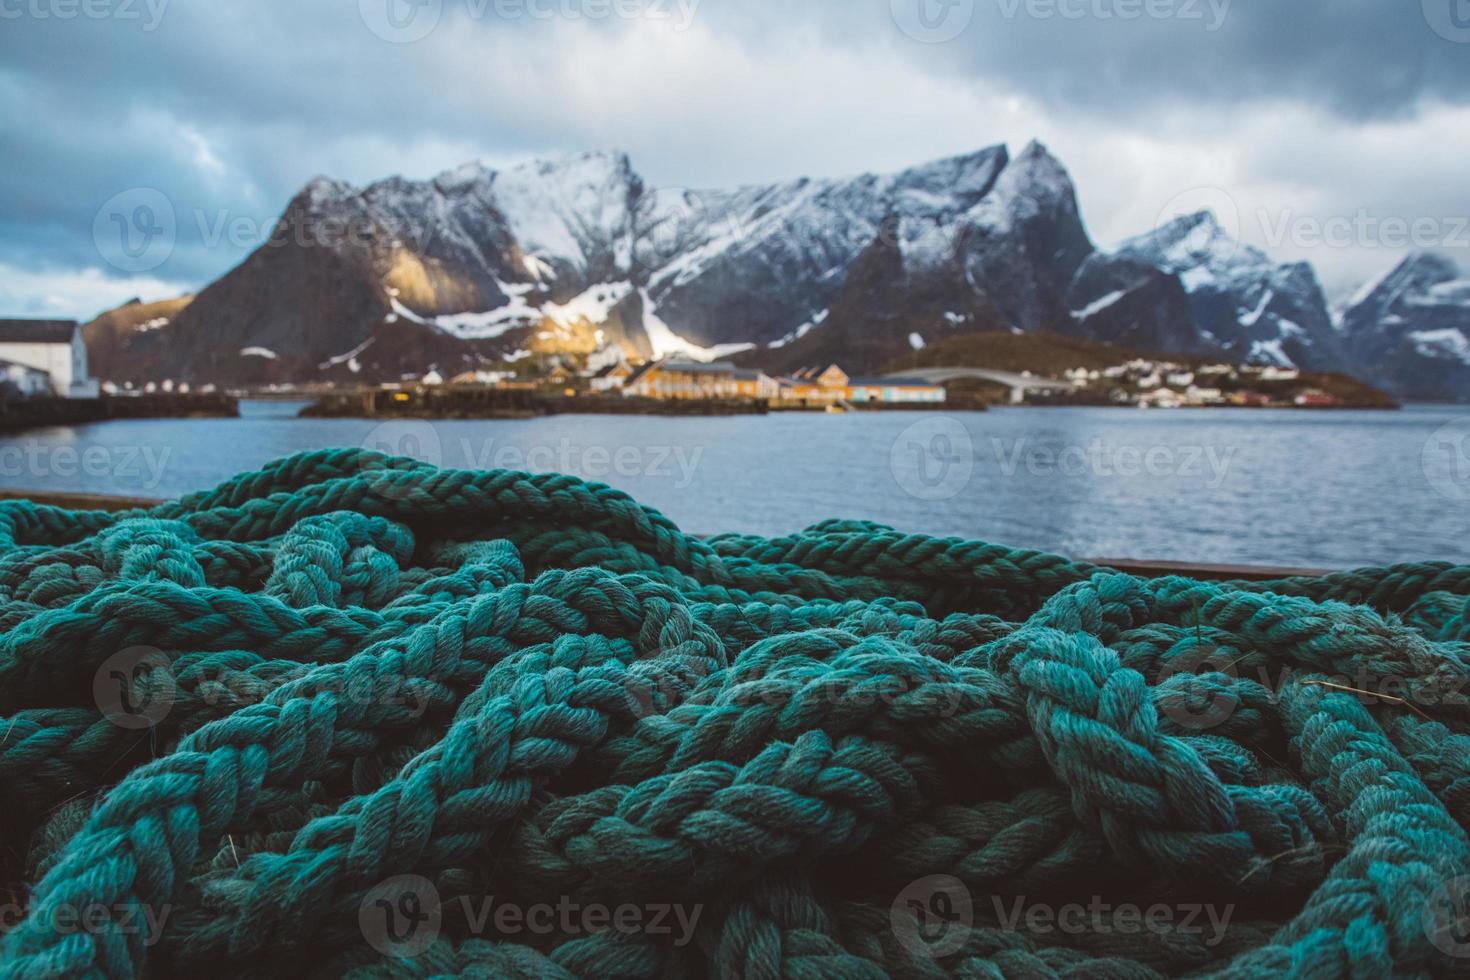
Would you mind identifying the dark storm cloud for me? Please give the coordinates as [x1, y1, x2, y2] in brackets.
[0, 0, 1465, 315]
[753, 0, 1466, 118]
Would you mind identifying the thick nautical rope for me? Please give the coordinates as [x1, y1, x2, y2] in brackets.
[1, 448, 1468, 979]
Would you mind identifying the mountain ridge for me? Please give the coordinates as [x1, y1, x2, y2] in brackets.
[82, 144, 1467, 401]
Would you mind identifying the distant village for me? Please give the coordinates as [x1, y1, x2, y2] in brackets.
[600, 361, 946, 407]
[0, 315, 1376, 413]
[403, 354, 1362, 410]
[1063, 358, 1353, 408]
[330, 358, 951, 410]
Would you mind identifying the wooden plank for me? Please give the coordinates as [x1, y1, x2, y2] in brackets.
[1085, 557, 1331, 581]
[0, 488, 162, 512]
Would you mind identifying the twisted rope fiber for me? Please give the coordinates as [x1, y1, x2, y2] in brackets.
[0, 450, 1468, 978]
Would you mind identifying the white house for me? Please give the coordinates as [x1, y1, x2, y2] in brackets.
[0, 319, 99, 398]
[0, 358, 54, 396]
[1260, 366, 1300, 381]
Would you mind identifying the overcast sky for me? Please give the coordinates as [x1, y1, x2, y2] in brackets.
[3, 0, 1468, 319]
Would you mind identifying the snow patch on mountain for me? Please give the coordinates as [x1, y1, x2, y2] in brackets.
[523, 254, 556, 282]
[543, 281, 633, 325]
[1249, 339, 1291, 367]
[389, 280, 632, 343]
[391, 295, 538, 340]
[1240, 290, 1273, 328]
[488, 152, 637, 278]
[1410, 328, 1470, 364]
[1424, 280, 1470, 304]
[319, 337, 375, 372]
[639, 289, 755, 361]
[1072, 290, 1125, 319]
[1180, 267, 1215, 290]
[769, 309, 829, 349]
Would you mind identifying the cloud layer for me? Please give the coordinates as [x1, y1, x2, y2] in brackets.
[2, 0, 1467, 317]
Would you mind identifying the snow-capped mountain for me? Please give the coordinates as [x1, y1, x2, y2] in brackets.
[102, 147, 1031, 383]
[1066, 212, 1353, 373]
[756, 141, 1094, 374]
[82, 144, 1461, 399]
[1336, 252, 1470, 402]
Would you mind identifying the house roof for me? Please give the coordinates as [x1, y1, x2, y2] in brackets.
[624, 362, 659, 387]
[660, 360, 738, 375]
[0, 356, 51, 376]
[847, 376, 942, 388]
[0, 319, 77, 344]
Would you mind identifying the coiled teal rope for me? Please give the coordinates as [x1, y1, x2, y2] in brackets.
[0, 447, 1468, 978]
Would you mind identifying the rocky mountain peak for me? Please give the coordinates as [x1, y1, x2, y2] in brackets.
[80, 143, 1464, 400]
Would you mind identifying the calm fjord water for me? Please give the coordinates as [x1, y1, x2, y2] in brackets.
[2, 402, 1467, 569]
